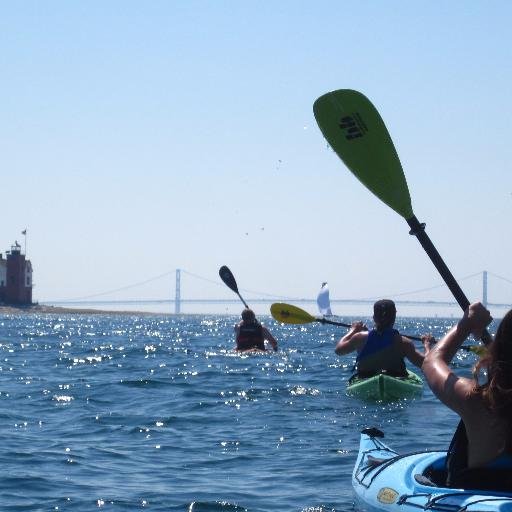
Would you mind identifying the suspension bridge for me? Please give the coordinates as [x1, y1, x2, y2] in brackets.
[42, 269, 512, 315]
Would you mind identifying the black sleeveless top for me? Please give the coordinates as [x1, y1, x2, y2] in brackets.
[236, 322, 265, 351]
[355, 328, 407, 378]
[446, 420, 512, 490]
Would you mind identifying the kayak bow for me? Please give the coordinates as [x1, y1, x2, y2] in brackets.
[347, 370, 423, 402]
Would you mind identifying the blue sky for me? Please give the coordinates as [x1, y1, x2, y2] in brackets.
[1, 1, 511, 316]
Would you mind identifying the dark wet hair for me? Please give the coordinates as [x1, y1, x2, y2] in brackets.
[475, 309, 512, 419]
[241, 308, 256, 322]
[373, 299, 396, 329]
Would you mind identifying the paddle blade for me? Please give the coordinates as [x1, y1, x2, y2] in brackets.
[219, 265, 239, 293]
[313, 89, 414, 219]
[463, 345, 488, 357]
[270, 303, 315, 325]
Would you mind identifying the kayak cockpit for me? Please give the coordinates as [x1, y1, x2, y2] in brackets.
[413, 455, 448, 487]
[418, 459, 512, 493]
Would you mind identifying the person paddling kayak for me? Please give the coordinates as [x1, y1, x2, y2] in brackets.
[335, 299, 432, 377]
[235, 308, 278, 352]
[422, 302, 512, 490]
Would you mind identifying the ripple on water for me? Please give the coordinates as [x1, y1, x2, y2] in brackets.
[0, 314, 468, 511]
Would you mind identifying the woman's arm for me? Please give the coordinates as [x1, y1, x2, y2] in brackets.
[335, 321, 366, 355]
[422, 302, 492, 412]
[402, 334, 434, 368]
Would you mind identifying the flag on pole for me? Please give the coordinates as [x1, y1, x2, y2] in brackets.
[21, 229, 27, 235]
[317, 282, 332, 316]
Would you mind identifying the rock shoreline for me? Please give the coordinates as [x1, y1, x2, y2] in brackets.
[0, 304, 158, 316]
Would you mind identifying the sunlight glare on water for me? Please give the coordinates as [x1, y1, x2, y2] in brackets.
[0, 312, 490, 511]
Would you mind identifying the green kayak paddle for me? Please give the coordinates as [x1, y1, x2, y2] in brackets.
[313, 89, 491, 345]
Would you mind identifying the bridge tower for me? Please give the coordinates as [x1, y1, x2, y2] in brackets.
[175, 268, 181, 314]
[482, 270, 488, 308]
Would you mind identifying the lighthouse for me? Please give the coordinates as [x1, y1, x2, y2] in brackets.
[0, 241, 33, 305]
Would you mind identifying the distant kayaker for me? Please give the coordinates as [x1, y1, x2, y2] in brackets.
[335, 299, 432, 377]
[422, 302, 512, 490]
[235, 308, 278, 352]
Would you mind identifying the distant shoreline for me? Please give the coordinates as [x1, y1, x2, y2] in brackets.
[0, 304, 160, 316]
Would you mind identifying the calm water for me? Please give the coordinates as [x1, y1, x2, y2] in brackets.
[0, 313, 490, 511]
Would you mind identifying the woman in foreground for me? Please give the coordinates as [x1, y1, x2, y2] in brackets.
[422, 302, 512, 489]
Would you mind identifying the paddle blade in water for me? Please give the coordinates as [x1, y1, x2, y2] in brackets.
[313, 89, 414, 220]
[270, 303, 315, 325]
[219, 265, 239, 293]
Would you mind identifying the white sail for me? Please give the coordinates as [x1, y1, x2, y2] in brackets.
[317, 282, 332, 316]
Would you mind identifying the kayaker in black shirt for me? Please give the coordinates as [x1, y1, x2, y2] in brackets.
[235, 308, 278, 352]
[335, 299, 432, 377]
[422, 302, 512, 490]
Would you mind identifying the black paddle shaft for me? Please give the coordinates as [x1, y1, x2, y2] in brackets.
[236, 292, 249, 309]
[317, 318, 351, 328]
[318, 317, 422, 341]
[407, 216, 470, 311]
[406, 216, 491, 345]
